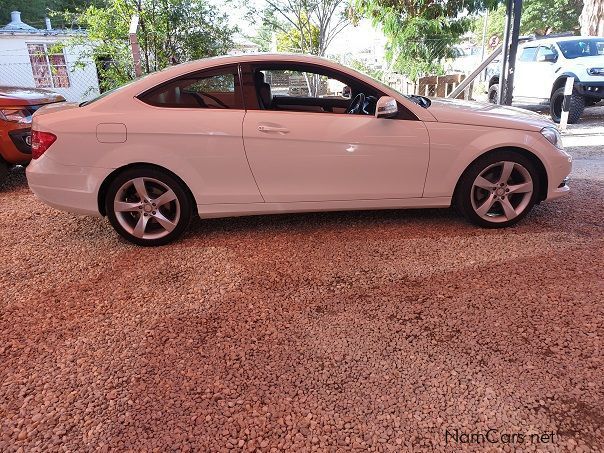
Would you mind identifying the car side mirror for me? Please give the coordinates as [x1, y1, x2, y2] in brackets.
[537, 53, 557, 63]
[375, 96, 398, 119]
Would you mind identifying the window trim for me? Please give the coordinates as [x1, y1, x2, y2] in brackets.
[137, 64, 245, 110]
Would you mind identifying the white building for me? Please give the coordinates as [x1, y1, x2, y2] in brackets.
[0, 11, 100, 101]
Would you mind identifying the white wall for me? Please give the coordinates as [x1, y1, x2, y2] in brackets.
[0, 34, 100, 102]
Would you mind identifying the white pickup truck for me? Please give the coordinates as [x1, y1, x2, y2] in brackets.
[487, 36, 604, 124]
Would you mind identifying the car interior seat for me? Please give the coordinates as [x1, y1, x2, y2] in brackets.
[254, 71, 272, 109]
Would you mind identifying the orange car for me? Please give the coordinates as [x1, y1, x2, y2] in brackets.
[1, 87, 65, 184]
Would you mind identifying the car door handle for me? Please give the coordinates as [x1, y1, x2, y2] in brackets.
[258, 125, 289, 134]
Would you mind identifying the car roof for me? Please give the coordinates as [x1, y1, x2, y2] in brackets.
[522, 35, 601, 46]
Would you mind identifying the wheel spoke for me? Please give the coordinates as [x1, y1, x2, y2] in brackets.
[114, 201, 140, 212]
[133, 214, 150, 238]
[501, 198, 518, 220]
[498, 161, 515, 185]
[508, 181, 533, 193]
[133, 178, 149, 201]
[475, 193, 496, 216]
[152, 211, 176, 232]
[153, 189, 177, 208]
[474, 175, 494, 190]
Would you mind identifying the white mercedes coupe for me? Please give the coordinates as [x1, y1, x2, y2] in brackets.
[27, 54, 572, 246]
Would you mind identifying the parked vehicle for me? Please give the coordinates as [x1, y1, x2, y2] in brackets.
[27, 54, 572, 246]
[0, 87, 65, 185]
[487, 36, 604, 123]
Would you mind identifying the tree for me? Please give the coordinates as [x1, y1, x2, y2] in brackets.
[474, 0, 582, 40]
[63, 0, 236, 91]
[260, 0, 351, 56]
[275, 15, 321, 54]
[355, 0, 500, 81]
[0, 0, 104, 28]
[580, 0, 604, 35]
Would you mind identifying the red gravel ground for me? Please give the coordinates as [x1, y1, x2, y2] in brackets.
[0, 145, 602, 451]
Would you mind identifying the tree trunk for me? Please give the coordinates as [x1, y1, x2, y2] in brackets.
[580, 0, 604, 36]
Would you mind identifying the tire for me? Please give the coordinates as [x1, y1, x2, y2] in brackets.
[550, 86, 584, 124]
[105, 166, 193, 246]
[0, 159, 8, 187]
[456, 150, 540, 228]
[488, 84, 499, 104]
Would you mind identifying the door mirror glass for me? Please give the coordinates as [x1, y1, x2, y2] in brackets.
[341, 85, 351, 99]
[375, 96, 398, 118]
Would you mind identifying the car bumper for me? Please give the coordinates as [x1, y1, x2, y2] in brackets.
[1, 124, 32, 165]
[575, 81, 604, 100]
[26, 155, 110, 217]
[544, 150, 572, 201]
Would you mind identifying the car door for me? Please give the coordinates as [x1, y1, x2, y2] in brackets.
[532, 45, 561, 99]
[135, 64, 262, 204]
[513, 45, 539, 99]
[241, 65, 430, 203]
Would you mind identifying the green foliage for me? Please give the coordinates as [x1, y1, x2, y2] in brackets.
[258, 0, 351, 56]
[355, 0, 500, 81]
[348, 58, 384, 82]
[61, 0, 236, 91]
[473, 0, 582, 40]
[276, 15, 321, 54]
[0, 0, 104, 28]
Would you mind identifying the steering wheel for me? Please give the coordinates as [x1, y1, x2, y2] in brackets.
[347, 92, 366, 114]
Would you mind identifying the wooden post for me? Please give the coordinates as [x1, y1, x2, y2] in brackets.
[129, 15, 142, 78]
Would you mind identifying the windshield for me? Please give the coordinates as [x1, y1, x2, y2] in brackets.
[557, 38, 604, 59]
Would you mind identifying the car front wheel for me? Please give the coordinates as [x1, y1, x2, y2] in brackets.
[457, 151, 540, 228]
[550, 86, 584, 124]
[105, 167, 193, 246]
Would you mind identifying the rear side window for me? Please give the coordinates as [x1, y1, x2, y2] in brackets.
[139, 67, 243, 109]
[519, 47, 538, 62]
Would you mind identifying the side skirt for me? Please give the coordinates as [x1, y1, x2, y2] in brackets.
[197, 197, 452, 219]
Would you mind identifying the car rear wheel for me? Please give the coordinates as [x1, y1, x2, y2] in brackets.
[105, 167, 192, 246]
[457, 151, 540, 228]
[488, 84, 499, 104]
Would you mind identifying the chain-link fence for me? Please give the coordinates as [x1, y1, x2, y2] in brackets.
[0, 55, 101, 102]
[0, 40, 496, 103]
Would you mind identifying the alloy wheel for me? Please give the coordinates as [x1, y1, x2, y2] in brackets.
[470, 161, 534, 223]
[113, 177, 181, 240]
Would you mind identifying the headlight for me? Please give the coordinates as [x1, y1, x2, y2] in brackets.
[587, 67, 604, 76]
[0, 107, 32, 124]
[541, 127, 563, 149]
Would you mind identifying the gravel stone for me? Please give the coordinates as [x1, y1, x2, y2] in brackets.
[0, 141, 602, 451]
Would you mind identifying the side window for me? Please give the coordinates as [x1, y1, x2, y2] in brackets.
[140, 67, 243, 109]
[261, 69, 350, 99]
[519, 47, 538, 62]
[536, 46, 557, 60]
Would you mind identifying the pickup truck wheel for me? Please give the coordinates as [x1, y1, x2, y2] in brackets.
[0, 159, 8, 187]
[550, 87, 584, 124]
[488, 84, 499, 104]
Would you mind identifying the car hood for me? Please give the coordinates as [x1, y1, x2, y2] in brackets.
[427, 98, 553, 131]
[0, 86, 65, 106]
[570, 55, 604, 67]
